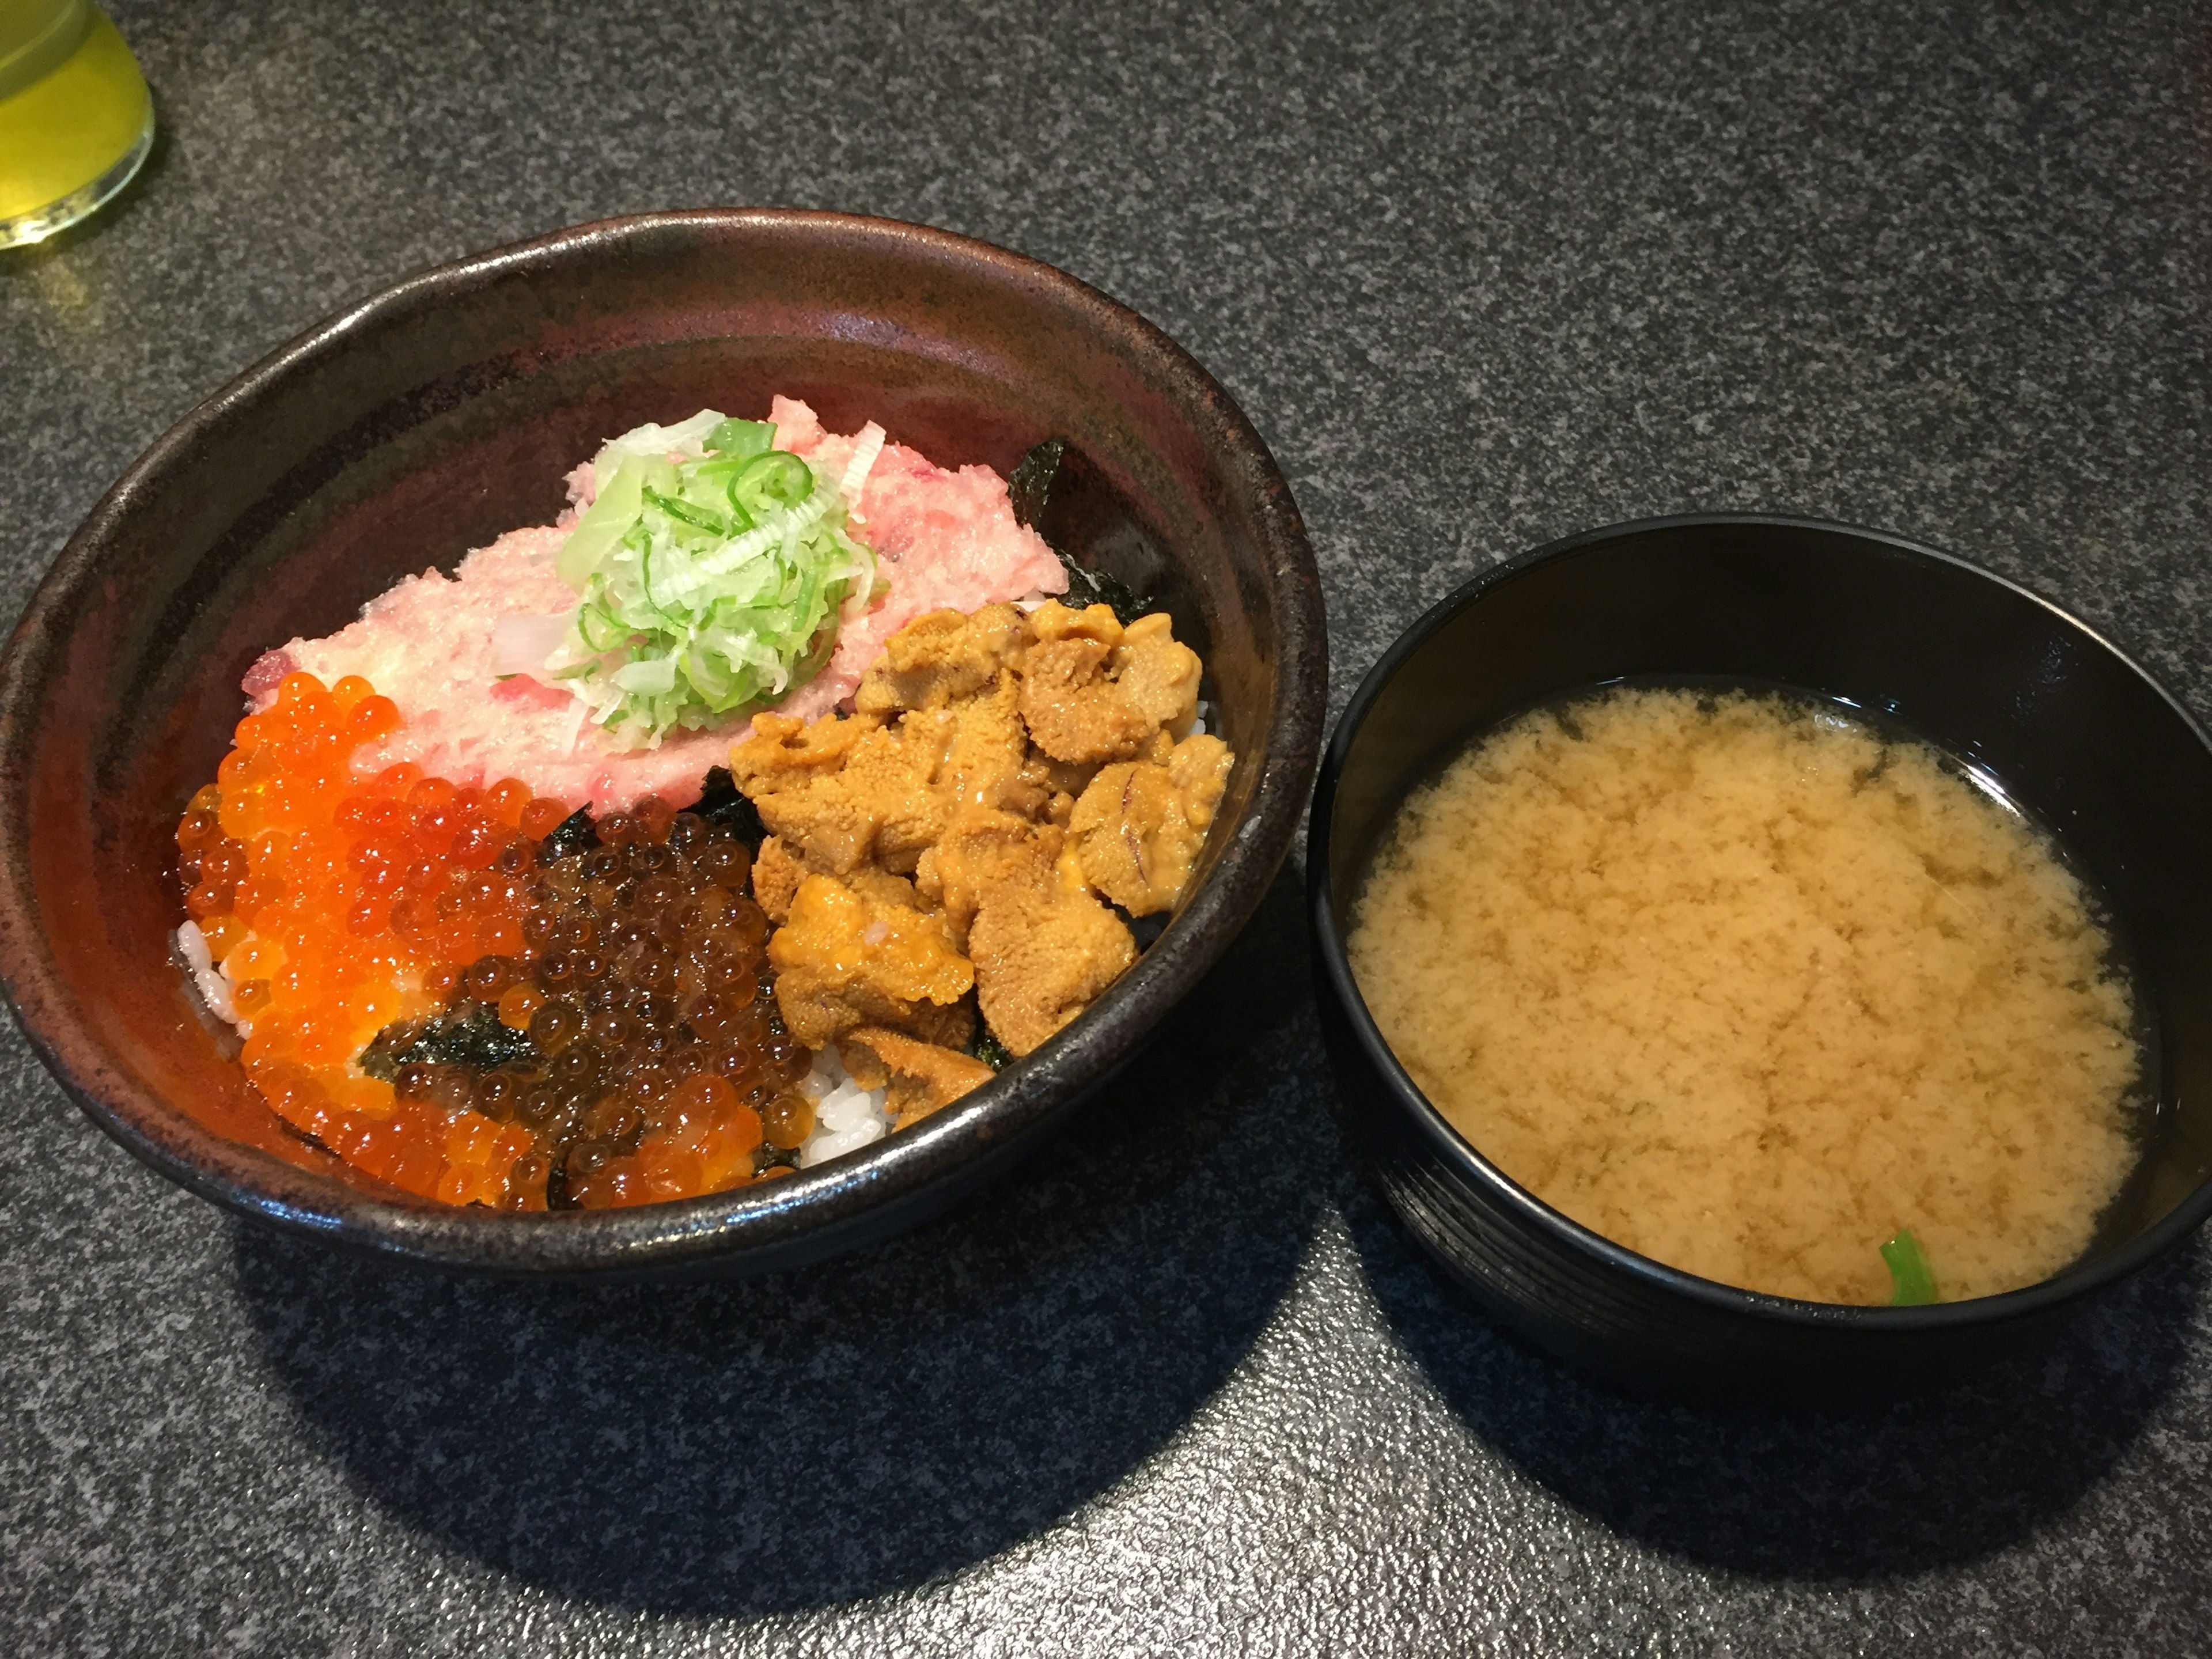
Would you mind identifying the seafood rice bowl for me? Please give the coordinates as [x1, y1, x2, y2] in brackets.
[170, 397, 1234, 1213]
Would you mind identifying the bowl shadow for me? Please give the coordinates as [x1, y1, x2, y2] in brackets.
[1349, 1182, 2205, 1581]
[233, 866, 1326, 1616]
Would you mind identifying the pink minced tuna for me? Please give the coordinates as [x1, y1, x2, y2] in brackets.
[243, 400, 1067, 812]
[764, 396, 1066, 721]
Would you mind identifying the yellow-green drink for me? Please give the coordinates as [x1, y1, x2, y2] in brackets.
[0, 0, 152, 246]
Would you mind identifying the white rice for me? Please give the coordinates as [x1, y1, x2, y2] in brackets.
[795, 1043, 893, 1168]
[174, 922, 245, 1032]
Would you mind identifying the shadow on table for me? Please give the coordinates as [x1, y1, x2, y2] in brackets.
[1352, 1187, 2205, 1581]
[232, 865, 1332, 1618]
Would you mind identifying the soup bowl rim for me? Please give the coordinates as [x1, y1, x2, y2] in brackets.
[1308, 509, 2212, 1329]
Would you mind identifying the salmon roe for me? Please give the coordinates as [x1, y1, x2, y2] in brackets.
[176, 673, 809, 1211]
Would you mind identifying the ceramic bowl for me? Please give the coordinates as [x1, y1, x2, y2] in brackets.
[0, 210, 1327, 1278]
[1308, 514, 2212, 1402]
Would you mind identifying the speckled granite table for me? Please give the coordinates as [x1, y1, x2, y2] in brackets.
[6, 2, 2211, 1653]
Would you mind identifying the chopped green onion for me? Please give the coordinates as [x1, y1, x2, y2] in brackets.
[730, 450, 813, 519]
[642, 486, 729, 537]
[1881, 1228, 1939, 1305]
[706, 417, 775, 459]
[543, 411, 879, 746]
[588, 410, 727, 496]
[558, 458, 653, 588]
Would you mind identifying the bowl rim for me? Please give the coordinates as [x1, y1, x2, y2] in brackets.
[0, 207, 1328, 1275]
[1309, 509, 2212, 1330]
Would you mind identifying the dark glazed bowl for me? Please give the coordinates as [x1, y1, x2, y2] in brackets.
[1309, 514, 2212, 1403]
[0, 210, 1326, 1279]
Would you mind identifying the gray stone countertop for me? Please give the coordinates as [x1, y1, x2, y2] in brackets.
[5, 1, 2211, 1653]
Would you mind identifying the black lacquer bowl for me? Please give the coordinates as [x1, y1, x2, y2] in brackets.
[1309, 514, 2212, 1402]
[0, 211, 1326, 1279]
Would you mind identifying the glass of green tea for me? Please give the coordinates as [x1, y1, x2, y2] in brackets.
[0, 0, 153, 248]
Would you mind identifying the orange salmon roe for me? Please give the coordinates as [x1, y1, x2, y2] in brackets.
[179, 672, 539, 1205]
[179, 696, 811, 1213]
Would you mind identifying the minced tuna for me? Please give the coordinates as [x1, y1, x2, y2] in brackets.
[764, 396, 1066, 722]
[244, 400, 1069, 812]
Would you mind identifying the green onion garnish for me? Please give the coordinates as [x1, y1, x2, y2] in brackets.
[544, 409, 880, 745]
[706, 417, 775, 460]
[1881, 1228, 1939, 1305]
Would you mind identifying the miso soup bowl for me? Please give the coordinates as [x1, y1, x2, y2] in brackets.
[1308, 514, 2212, 1403]
[0, 210, 1327, 1280]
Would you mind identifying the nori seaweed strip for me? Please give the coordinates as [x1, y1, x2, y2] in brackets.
[1055, 550, 1149, 628]
[694, 766, 766, 851]
[358, 1003, 540, 1079]
[421, 1003, 540, 1070]
[537, 806, 601, 865]
[1124, 912, 1169, 951]
[1006, 437, 1153, 626]
[271, 1116, 340, 1157]
[967, 1027, 1013, 1071]
[1007, 437, 1066, 529]
[356, 1019, 427, 1082]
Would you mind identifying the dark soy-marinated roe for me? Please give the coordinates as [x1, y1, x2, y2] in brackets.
[390, 796, 821, 1210]
[178, 669, 823, 1213]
